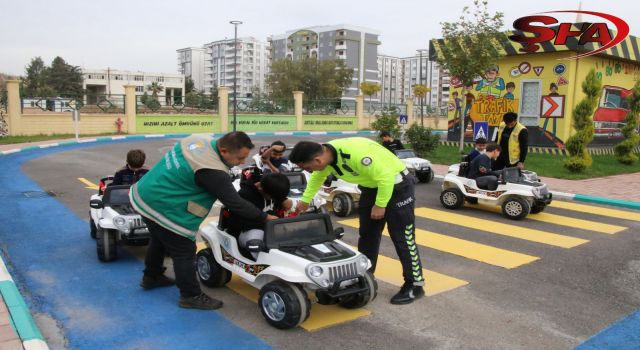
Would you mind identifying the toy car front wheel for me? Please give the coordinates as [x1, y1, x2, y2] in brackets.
[338, 271, 378, 309]
[530, 203, 546, 214]
[502, 197, 531, 220]
[259, 281, 310, 329]
[89, 213, 97, 239]
[333, 193, 355, 217]
[96, 228, 118, 262]
[196, 248, 231, 287]
[440, 188, 464, 209]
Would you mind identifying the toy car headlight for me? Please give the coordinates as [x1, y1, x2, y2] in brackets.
[309, 266, 323, 278]
[114, 216, 126, 227]
[357, 255, 369, 271]
[532, 187, 542, 198]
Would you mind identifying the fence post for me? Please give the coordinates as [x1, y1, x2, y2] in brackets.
[6, 80, 21, 135]
[218, 87, 229, 133]
[123, 85, 136, 134]
[406, 96, 414, 125]
[355, 95, 365, 129]
[293, 91, 303, 131]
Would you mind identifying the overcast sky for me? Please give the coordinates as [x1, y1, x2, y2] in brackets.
[1, 0, 638, 76]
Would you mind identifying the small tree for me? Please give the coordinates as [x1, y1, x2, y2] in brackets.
[147, 82, 164, 98]
[370, 109, 402, 139]
[405, 124, 440, 156]
[185, 76, 195, 94]
[360, 82, 381, 110]
[614, 80, 640, 164]
[413, 84, 430, 126]
[435, 0, 504, 151]
[564, 69, 602, 172]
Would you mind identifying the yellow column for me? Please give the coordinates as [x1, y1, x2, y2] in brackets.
[406, 96, 414, 125]
[355, 95, 365, 129]
[293, 91, 304, 131]
[123, 85, 136, 134]
[218, 87, 229, 133]
[6, 80, 21, 135]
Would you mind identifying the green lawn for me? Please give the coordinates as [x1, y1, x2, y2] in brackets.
[424, 144, 640, 180]
[0, 133, 117, 145]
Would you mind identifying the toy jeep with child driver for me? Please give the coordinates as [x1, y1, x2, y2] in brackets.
[196, 213, 377, 329]
[89, 177, 150, 262]
[440, 166, 552, 220]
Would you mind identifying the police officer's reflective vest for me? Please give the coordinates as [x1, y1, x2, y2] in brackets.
[497, 122, 526, 165]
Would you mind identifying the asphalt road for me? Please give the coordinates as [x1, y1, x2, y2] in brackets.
[5, 135, 640, 349]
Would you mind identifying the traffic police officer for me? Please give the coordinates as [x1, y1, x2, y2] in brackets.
[290, 137, 425, 304]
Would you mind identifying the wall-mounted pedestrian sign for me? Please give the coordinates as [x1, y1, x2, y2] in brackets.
[399, 114, 408, 124]
[540, 95, 565, 118]
[473, 121, 489, 141]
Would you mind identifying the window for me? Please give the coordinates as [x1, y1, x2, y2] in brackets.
[519, 80, 541, 126]
[135, 86, 144, 92]
[603, 89, 630, 109]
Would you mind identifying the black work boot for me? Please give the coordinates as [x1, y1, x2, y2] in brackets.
[179, 293, 223, 310]
[390, 282, 425, 305]
[140, 274, 175, 290]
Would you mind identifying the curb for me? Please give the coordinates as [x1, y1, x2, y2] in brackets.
[433, 174, 640, 211]
[0, 255, 49, 350]
[0, 131, 379, 156]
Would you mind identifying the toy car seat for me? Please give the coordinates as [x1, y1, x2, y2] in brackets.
[458, 162, 470, 177]
[475, 176, 499, 190]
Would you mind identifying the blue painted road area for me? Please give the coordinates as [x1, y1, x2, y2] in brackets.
[0, 140, 271, 349]
[575, 310, 640, 350]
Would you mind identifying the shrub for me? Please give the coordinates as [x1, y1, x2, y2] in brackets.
[614, 81, 640, 165]
[405, 123, 439, 156]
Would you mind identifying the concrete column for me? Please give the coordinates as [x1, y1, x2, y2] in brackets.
[123, 85, 136, 134]
[293, 91, 304, 131]
[355, 95, 365, 129]
[6, 80, 21, 135]
[218, 87, 229, 133]
[406, 96, 414, 125]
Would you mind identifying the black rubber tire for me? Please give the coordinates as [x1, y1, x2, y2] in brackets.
[259, 282, 310, 329]
[96, 228, 118, 262]
[502, 197, 531, 220]
[338, 271, 378, 309]
[440, 188, 465, 209]
[333, 193, 355, 217]
[89, 214, 97, 239]
[196, 248, 231, 287]
[465, 196, 479, 204]
[530, 203, 546, 214]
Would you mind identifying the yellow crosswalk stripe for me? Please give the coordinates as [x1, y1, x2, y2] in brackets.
[338, 218, 539, 269]
[550, 201, 640, 222]
[415, 208, 588, 248]
[78, 177, 99, 190]
[465, 203, 627, 234]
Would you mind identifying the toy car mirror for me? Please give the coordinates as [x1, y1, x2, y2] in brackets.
[90, 199, 104, 209]
[334, 227, 345, 239]
[246, 239, 265, 252]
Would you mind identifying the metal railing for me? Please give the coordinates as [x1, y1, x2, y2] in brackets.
[137, 94, 218, 114]
[366, 103, 407, 116]
[21, 93, 125, 113]
[303, 99, 351, 115]
[231, 97, 294, 115]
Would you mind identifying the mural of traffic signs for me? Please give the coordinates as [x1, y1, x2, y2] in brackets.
[540, 95, 565, 118]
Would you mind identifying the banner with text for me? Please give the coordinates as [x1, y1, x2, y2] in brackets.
[137, 115, 220, 133]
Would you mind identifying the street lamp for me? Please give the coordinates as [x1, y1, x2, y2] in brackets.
[230, 20, 243, 132]
[417, 49, 428, 127]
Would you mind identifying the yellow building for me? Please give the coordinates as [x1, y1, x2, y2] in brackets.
[430, 28, 640, 147]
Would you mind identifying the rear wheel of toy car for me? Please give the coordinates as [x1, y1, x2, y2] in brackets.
[338, 271, 378, 309]
[502, 197, 531, 220]
[96, 228, 117, 262]
[196, 248, 231, 287]
[530, 203, 546, 214]
[333, 193, 355, 217]
[440, 188, 464, 209]
[89, 213, 97, 239]
[259, 281, 310, 329]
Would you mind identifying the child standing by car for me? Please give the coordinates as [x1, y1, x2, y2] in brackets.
[112, 149, 149, 186]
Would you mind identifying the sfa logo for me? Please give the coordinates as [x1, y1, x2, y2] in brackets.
[509, 10, 629, 59]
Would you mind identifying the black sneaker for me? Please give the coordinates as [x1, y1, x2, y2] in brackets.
[179, 293, 223, 310]
[390, 283, 425, 305]
[140, 274, 175, 290]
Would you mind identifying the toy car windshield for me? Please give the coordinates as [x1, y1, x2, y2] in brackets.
[394, 149, 417, 159]
[104, 185, 132, 205]
[283, 172, 307, 194]
[502, 167, 521, 184]
[265, 214, 334, 249]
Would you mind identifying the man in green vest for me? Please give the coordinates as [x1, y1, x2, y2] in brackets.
[290, 138, 425, 305]
[130, 132, 277, 310]
[495, 112, 528, 170]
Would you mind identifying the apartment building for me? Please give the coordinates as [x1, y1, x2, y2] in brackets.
[177, 47, 205, 91]
[268, 24, 380, 104]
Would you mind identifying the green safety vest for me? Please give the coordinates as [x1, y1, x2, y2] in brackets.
[130, 134, 228, 240]
[302, 137, 406, 208]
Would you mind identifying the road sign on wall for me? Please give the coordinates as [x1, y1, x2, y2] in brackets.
[541, 95, 565, 118]
[473, 121, 489, 141]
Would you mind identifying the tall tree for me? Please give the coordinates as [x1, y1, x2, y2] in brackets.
[47, 56, 83, 96]
[434, 0, 504, 151]
[267, 58, 354, 100]
[360, 82, 381, 108]
[22, 57, 50, 97]
[413, 84, 430, 126]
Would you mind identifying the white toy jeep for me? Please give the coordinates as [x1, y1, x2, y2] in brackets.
[394, 149, 434, 183]
[440, 166, 552, 220]
[196, 212, 377, 329]
[318, 176, 361, 217]
[89, 177, 150, 262]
